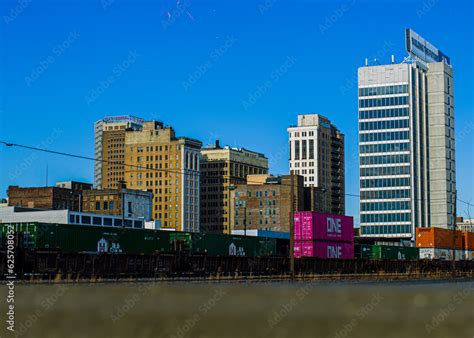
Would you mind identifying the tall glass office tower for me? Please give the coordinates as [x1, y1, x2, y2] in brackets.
[358, 29, 455, 240]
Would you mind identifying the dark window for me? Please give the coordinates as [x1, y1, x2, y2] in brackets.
[81, 216, 91, 224]
[93, 217, 102, 226]
[103, 218, 113, 226]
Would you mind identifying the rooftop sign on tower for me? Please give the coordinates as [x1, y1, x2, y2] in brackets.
[405, 28, 451, 65]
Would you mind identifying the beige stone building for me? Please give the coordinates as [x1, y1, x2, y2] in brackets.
[200, 141, 268, 233]
[124, 121, 202, 232]
[94, 116, 144, 189]
[82, 187, 153, 220]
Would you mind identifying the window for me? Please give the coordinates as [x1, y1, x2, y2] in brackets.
[95, 201, 101, 210]
[103, 218, 113, 226]
[302, 140, 307, 160]
[81, 216, 91, 225]
[103, 201, 108, 210]
[93, 217, 102, 226]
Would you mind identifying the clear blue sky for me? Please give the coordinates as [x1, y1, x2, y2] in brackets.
[1, 0, 473, 225]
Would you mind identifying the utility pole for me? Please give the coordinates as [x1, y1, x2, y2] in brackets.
[228, 185, 237, 233]
[290, 171, 295, 282]
[243, 205, 247, 237]
[118, 180, 126, 228]
[452, 190, 457, 276]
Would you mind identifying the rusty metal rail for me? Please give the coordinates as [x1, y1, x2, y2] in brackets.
[2, 250, 474, 281]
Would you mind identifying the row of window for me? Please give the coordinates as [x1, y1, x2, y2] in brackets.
[360, 131, 410, 143]
[133, 145, 179, 152]
[359, 85, 409, 97]
[94, 201, 115, 211]
[293, 139, 315, 160]
[360, 165, 410, 177]
[68, 214, 143, 228]
[359, 108, 409, 120]
[359, 119, 409, 131]
[361, 201, 411, 212]
[360, 189, 410, 200]
[360, 224, 411, 235]
[361, 212, 411, 223]
[291, 131, 315, 138]
[360, 142, 409, 154]
[360, 177, 410, 189]
[359, 96, 408, 108]
[237, 190, 277, 198]
[360, 154, 410, 166]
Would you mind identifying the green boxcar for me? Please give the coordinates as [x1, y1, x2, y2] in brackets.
[189, 233, 277, 257]
[359, 244, 374, 259]
[1, 222, 171, 254]
[169, 232, 193, 251]
[371, 245, 419, 260]
[1, 222, 282, 257]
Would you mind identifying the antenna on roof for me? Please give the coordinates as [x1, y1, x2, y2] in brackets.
[391, 55, 395, 64]
[365, 58, 368, 66]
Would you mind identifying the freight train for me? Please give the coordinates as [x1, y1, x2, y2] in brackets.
[1, 222, 471, 261]
[0, 222, 289, 257]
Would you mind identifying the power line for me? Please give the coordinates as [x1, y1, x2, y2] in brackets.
[1, 141, 358, 197]
[2, 140, 472, 208]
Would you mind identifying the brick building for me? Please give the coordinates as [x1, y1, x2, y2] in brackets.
[230, 174, 323, 233]
[7, 181, 92, 211]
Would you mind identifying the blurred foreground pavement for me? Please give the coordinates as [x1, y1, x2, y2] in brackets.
[2, 280, 473, 338]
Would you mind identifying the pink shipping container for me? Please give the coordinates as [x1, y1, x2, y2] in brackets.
[294, 242, 302, 258]
[294, 212, 354, 243]
[295, 240, 354, 259]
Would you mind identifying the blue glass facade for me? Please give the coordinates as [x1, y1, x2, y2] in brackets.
[359, 83, 412, 237]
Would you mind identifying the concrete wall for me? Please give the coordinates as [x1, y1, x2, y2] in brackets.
[427, 62, 456, 229]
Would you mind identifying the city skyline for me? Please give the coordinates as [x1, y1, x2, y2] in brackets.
[1, 0, 473, 227]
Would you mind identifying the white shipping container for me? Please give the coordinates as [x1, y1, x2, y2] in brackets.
[465, 251, 474, 261]
[419, 248, 465, 260]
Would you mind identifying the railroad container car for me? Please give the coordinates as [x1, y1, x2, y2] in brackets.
[359, 244, 373, 259]
[1, 222, 285, 257]
[462, 231, 474, 250]
[415, 227, 463, 250]
[419, 248, 465, 260]
[294, 240, 354, 259]
[357, 245, 418, 260]
[189, 233, 278, 257]
[465, 251, 474, 261]
[294, 212, 354, 242]
[1, 222, 170, 254]
[371, 245, 418, 260]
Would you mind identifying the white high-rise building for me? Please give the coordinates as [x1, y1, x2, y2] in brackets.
[358, 29, 455, 239]
[288, 114, 345, 215]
